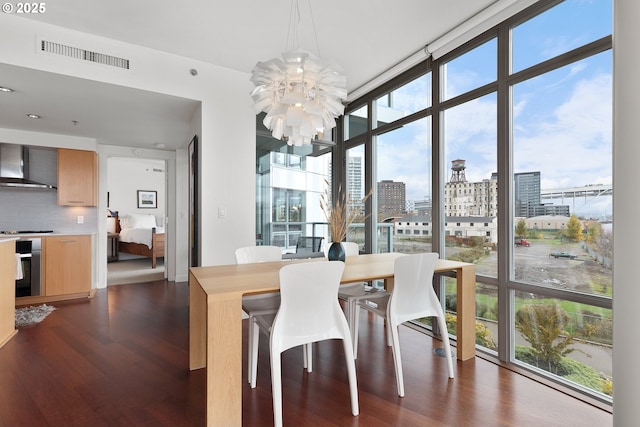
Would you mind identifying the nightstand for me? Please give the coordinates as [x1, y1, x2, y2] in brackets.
[107, 232, 119, 262]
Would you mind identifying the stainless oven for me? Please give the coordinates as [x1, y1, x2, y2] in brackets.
[15, 238, 42, 297]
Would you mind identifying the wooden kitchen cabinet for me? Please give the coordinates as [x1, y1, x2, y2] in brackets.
[0, 238, 18, 349]
[57, 148, 98, 206]
[43, 235, 92, 297]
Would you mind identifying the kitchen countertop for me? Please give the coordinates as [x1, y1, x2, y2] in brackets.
[0, 232, 96, 237]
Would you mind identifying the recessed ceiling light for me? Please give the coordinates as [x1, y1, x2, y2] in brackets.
[26, 114, 41, 119]
[0, 86, 14, 93]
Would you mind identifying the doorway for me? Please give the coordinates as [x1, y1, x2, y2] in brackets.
[106, 156, 167, 285]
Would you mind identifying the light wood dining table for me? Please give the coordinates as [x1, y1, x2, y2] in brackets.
[189, 252, 476, 427]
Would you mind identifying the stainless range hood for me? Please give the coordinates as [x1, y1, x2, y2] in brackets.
[0, 144, 56, 189]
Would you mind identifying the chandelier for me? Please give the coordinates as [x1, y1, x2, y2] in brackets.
[250, 1, 347, 147]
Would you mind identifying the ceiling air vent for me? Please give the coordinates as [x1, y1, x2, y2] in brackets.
[40, 40, 130, 69]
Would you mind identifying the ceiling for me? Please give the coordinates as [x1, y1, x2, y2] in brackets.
[0, 0, 497, 150]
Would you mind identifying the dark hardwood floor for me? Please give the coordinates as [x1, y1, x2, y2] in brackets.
[0, 281, 612, 426]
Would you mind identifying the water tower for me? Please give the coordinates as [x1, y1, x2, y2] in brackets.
[449, 159, 467, 183]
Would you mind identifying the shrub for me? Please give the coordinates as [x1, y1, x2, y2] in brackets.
[515, 346, 612, 395]
[445, 312, 496, 350]
[515, 304, 578, 373]
[478, 303, 496, 321]
[448, 247, 485, 263]
[445, 294, 457, 312]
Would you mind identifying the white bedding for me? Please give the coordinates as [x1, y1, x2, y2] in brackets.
[119, 227, 165, 249]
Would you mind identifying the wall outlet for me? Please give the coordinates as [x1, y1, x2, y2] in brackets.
[77, 215, 84, 224]
[218, 208, 226, 219]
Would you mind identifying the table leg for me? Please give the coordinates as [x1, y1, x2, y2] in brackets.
[207, 294, 243, 426]
[190, 273, 245, 426]
[455, 265, 476, 361]
[189, 273, 207, 370]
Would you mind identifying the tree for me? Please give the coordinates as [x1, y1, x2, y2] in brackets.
[515, 304, 578, 373]
[596, 228, 613, 259]
[515, 219, 527, 238]
[564, 214, 583, 242]
[585, 222, 601, 245]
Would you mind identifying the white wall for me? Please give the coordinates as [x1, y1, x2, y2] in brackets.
[107, 157, 166, 223]
[0, 14, 256, 285]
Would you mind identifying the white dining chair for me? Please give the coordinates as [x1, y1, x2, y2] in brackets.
[354, 252, 454, 397]
[235, 245, 283, 388]
[335, 241, 390, 358]
[254, 261, 359, 427]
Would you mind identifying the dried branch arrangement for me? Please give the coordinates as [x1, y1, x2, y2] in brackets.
[320, 180, 372, 242]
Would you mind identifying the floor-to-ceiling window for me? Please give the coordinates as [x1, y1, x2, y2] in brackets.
[508, 0, 612, 402]
[337, 0, 612, 407]
[256, 114, 332, 253]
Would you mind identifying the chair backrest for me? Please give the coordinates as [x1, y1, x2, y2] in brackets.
[235, 245, 282, 264]
[388, 253, 442, 326]
[341, 241, 360, 257]
[295, 236, 324, 253]
[271, 261, 348, 352]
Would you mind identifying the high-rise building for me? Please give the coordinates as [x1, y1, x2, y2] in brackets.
[445, 173, 498, 217]
[514, 172, 541, 217]
[346, 156, 363, 201]
[378, 180, 406, 215]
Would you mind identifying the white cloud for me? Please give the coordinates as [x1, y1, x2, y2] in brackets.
[515, 72, 612, 188]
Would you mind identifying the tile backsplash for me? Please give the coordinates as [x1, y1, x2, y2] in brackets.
[0, 146, 97, 233]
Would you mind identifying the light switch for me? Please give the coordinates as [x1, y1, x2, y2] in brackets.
[218, 208, 226, 219]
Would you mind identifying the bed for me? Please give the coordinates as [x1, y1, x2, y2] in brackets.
[115, 214, 165, 268]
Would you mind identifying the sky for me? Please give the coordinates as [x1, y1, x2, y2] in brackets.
[374, 0, 612, 219]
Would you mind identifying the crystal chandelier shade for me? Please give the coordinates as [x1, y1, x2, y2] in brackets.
[250, 30, 347, 146]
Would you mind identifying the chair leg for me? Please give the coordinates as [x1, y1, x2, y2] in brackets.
[343, 300, 350, 329]
[352, 304, 360, 359]
[341, 335, 359, 416]
[250, 317, 260, 388]
[437, 314, 455, 379]
[303, 343, 313, 373]
[348, 299, 358, 358]
[389, 321, 405, 397]
[270, 351, 283, 427]
[247, 315, 254, 385]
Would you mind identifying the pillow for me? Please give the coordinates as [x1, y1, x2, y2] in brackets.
[118, 215, 132, 229]
[128, 214, 157, 228]
[106, 217, 117, 233]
